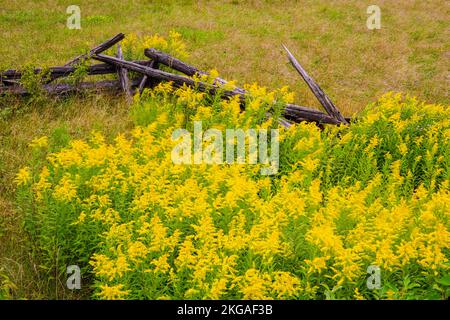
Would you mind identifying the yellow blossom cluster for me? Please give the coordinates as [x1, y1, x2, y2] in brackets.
[16, 87, 449, 300]
[121, 31, 188, 61]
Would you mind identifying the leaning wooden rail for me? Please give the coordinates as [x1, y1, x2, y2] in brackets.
[93, 53, 342, 125]
[64, 33, 125, 67]
[0, 60, 151, 83]
[0, 79, 141, 96]
[282, 44, 348, 124]
[144, 48, 246, 94]
[0, 33, 350, 126]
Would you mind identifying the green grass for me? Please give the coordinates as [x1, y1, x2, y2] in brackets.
[0, 0, 449, 299]
[0, 1, 448, 109]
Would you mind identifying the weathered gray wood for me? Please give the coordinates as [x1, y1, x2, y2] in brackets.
[278, 118, 292, 128]
[144, 48, 246, 94]
[144, 48, 198, 76]
[64, 33, 125, 66]
[93, 53, 253, 104]
[116, 44, 132, 98]
[95, 53, 211, 89]
[0, 79, 140, 97]
[94, 53, 340, 125]
[282, 44, 348, 124]
[138, 75, 149, 94]
[0, 78, 20, 86]
[138, 60, 159, 94]
[284, 104, 340, 124]
[0, 60, 150, 82]
[141, 51, 341, 124]
[1, 64, 113, 81]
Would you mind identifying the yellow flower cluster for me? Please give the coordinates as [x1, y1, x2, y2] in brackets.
[29, 136, 48, 149]
[17, 87, 450, 300]
[121, 31, 188, 60]
[14, 167, 31, 186]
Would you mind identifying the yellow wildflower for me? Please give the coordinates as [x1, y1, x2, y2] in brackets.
[98, 284, 129, 300]
[29, 136, 48, 149]
[15, 167, 32, 186]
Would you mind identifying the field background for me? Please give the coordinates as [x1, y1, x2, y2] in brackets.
[0, 0, 448, 298]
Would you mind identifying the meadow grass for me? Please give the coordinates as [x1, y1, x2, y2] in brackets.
[0, 0, 449, 299]
[1, 0, 448, 110]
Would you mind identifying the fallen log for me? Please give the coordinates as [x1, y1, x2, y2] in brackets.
[93, 53, 340, 125]
[142, 49, 344, 125]
[0, 79, 20, 86]
[1, 32, 349, 126]
[94, 53, 271, 105]
[0, 60, 151, 82]
[144, 48, 198, 76]
[94, 53, 223, 91]
[0, 79, 140, 97]
[284, 104, 341, 125]
[144, 48, 246, 94]
[282, 44, 348, 124]
[64, 33, 125, 66]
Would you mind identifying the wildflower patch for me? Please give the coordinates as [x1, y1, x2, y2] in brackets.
[15, 89, 450, 300]
[171, 121, 279, 175]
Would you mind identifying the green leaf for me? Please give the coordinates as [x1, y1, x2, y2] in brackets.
[437, 275, 450, 286]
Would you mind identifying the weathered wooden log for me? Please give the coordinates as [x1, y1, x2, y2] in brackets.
[116, 44, 132, 98]
[144, 48, 246, 94]
[138, 60, 160, 94]
[282, 44, 348, 124]
[278, 117, 293, 128]
[0, 79, 20, 86]
[0, 79, 140, 97]
[284, 105, 341, 125]
[94, 53, 250, 100]
[144, 48, 198, 76]
[142, 49, 342, 125]
[0, 60, 150, 82]
[64, 33, 125, 66]
[94, 53, 340, 125]
[143, 49, 347, 124]
[0, 30, 350, 127]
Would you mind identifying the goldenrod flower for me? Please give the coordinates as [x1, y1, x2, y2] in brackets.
[15, 167, 31, 186]
[29, 136, 48, 149]
[98, 284, 129, 300]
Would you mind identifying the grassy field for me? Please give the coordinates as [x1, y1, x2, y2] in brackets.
[0, 0, 449, 299]
[1, 0, 449, 111]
